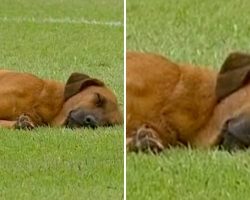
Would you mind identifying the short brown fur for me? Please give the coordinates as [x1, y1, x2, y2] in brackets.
[0, 70, 122, 129]
[126, 51, 250, 150]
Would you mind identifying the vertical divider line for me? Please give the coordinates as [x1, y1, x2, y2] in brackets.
[123, 0, 127, 198]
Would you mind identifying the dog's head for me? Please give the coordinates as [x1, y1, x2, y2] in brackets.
[61, 72, 122, 128]
[216, 52, 250, 150]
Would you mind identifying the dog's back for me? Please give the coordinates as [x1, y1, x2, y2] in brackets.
[0, 70, 64, 124]
[126, 52, 217, 147]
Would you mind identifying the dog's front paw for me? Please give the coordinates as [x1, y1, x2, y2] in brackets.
[14, 114, 35, 130]
[127, 124, 164, 153]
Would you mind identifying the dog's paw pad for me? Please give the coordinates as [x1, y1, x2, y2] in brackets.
[14, 114, 35, 130]
[127, 124, 164, 153]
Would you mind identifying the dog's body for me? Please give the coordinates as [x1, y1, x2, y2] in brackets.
[126, 52, 250, 152]
[0, 70, 122, 129]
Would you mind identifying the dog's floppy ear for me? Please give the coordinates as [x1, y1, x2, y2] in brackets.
[64, 72, 104, 101]
[216, 52, 250, 102]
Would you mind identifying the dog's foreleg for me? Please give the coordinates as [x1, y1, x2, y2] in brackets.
[126, 124, 165, 153]
[0, 114, 36, 130]
[14, 114, 35, 130]
[0, 120, 17, 129]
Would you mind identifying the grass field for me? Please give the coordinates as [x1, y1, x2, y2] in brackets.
[127, 0, 250, 199]
[0, 0, 123, 199]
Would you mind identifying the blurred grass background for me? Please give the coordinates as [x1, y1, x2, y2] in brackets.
[126, 0, 250, 199]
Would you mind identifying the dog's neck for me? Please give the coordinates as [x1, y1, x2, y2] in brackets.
[41, 80, 65, 125]
[192, 84, 250, 147]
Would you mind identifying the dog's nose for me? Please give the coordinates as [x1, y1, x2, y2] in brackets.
[83, 115, 97, 128]
[67, 109, 98, 129]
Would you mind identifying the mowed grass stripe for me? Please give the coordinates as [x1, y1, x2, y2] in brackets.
[0, 16, 123, 27]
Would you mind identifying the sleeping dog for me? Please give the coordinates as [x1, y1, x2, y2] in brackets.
[126, 51, 250, 152]
[0, 71, 122, 129]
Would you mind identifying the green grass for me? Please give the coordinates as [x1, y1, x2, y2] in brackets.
[127, 0, 250, 199]
[1, 128, 123, 200]
[0, 0, 123, 199]
[127, 0, 250, 68]
[127, 149, 250, 200]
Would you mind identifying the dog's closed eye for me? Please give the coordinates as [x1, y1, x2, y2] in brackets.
[94, 93, 105, 107]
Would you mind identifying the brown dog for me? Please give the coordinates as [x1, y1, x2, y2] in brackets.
[0, 70, 122, 129]
[126, 51, 250, 152]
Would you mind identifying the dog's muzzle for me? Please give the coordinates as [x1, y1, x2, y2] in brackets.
[220, 114, 250, 151]
[65, 109, 98, 129]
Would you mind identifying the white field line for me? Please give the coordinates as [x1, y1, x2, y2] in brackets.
[0, 16, 123, 27]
